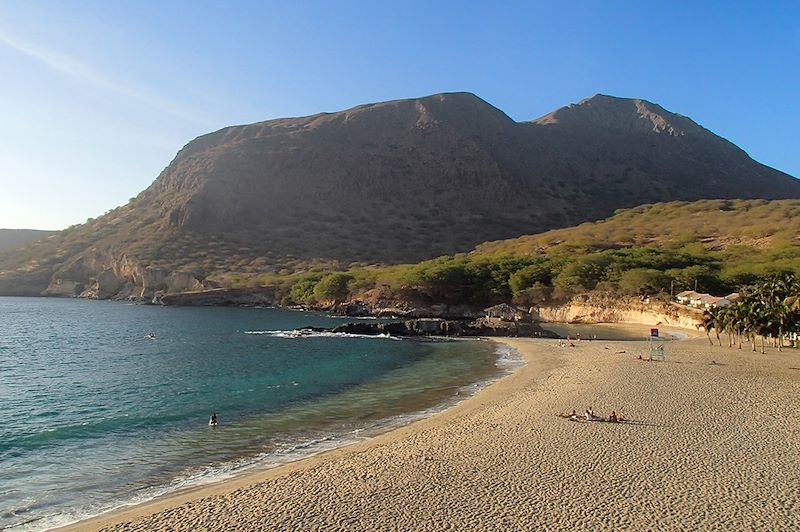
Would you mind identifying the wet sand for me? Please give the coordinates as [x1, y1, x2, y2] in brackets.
[64, 332, 800, 531]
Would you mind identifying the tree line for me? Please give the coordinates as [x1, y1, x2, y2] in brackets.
[703, 274, 800, 352]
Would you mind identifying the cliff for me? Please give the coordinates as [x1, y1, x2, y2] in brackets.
[530, 294, 704, 330]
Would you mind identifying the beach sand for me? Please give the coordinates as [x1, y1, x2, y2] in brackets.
[65, 332, 800, 531]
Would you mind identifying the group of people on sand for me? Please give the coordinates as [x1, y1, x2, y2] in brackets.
[558, 406, 626, 423]
[557, 334, 599, 348]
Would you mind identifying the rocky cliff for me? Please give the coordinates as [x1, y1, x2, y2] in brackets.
[530, 294, 704, 330]
[2, 92, 798, 298]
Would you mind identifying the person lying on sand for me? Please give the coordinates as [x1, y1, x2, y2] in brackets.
[557, 409, 580, 421]
[608, 411, 628, 423]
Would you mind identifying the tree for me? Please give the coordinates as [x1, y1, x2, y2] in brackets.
[290, 274, 323, 304]
[313, 273, 353, 304]
[509, 260, 552, 296]
[618, 268, 670, 296]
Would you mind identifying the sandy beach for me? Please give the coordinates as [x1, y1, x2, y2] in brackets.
[65, 331, 800, 531]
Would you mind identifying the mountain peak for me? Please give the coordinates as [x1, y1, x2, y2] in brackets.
[2, 91, 798, 299]
[533, 94, 693, 137]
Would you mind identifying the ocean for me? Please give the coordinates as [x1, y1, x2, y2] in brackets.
[0, 297, 513, 530]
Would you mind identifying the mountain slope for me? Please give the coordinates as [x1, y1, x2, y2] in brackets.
[1, 92, 798, 298]
[474, 199, 800, 256]
[0, 229, 56, 253]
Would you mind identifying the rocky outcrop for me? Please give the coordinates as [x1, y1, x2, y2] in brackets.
[326, 317, 556, 338]
[530, 295, 703, 330]
[40, 252, 205, 301]
[42, 278, 85, 297]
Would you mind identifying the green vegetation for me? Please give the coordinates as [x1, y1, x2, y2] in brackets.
[703, 274, 800, 352]
[3, 199, 800, 307]
[270, 245, 771, 308]
[265, 200, 800, 307]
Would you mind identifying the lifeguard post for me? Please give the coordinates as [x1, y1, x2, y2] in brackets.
[647, 328, 667, 361]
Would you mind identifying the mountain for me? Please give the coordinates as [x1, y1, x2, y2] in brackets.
[0, 229, 56, 253]
[1, 92, 798, 299]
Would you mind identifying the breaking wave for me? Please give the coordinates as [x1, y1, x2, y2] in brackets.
[244, 330, 401, 340]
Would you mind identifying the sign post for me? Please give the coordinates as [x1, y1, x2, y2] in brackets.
[648, 328, 666, 361]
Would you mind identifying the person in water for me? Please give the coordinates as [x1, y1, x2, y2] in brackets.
[209, 413, 217, 427]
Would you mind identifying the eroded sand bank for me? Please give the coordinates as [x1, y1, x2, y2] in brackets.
[66, 332, 800, 531]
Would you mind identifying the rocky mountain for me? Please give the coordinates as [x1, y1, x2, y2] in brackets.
[0, 229, 56, 253]
[1, 92, 798, 299]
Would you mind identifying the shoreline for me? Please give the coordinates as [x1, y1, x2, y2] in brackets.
[60, 337, 559, 531]
[53, 337, 529, 531]
[63, 323, 799, 530]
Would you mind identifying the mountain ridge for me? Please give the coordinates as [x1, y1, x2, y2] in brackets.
[1, 91, 797, 299]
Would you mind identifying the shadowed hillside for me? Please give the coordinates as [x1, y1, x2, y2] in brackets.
[0, 229, 56, 253]
[1, 92, 798, 299]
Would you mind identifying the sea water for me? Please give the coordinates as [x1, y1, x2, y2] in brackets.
[0, 297, 512, 530]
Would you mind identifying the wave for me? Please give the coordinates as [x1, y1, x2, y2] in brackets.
[493, 342, 525, 370]
[243, 330, 401, 340]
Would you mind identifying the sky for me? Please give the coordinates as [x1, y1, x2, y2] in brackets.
[1, 1, 798, 230]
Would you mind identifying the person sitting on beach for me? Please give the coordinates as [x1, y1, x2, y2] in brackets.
[609, 411, 619, 422]
[585, 406, 602, 421]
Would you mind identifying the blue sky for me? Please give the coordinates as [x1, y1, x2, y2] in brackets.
[1, 1, 798, 230]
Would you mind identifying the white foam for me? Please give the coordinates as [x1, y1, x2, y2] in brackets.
[493, 342, 525, 370]
[243, 330, 401, 340]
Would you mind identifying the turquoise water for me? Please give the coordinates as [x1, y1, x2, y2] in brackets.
[0, 297, 507, 530]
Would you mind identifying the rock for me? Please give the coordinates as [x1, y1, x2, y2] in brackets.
[321, 318, 554, 338]
[94, 268, 124, 299]
[43, 278, 84, 297]
[331, 323, 384, 335]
